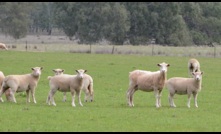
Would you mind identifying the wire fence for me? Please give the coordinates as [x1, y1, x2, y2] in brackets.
[1, 35, 221, 58]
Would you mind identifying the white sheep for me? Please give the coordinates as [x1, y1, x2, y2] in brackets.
[0, 71, 13, 101]
[48, 69, 94, 102]
[188, 58, 200, 77]
[46, 69, 87, 107]
[166, 71, 203, 108]
[0, 67, 43, 103]
[0, 43, 8, 50]
[126, 62, 170, 108]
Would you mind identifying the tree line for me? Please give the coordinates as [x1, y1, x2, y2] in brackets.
[0, 2, 220, 46]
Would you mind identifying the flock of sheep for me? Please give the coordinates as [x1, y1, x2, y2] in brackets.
[126, 58, 203, 108]
[0, 44, 203, 108]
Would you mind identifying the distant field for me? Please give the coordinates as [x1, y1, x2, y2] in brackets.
[0, 51, 220, 132]
[0, 34, 220, 58]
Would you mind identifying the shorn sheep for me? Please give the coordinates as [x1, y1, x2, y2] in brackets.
[0, 71, 13, 101]
[0, 43, 8, 50]
[188, 58, 200, 77]
[48, 69, 94, 102]
[126, 62, 170, 108]
[166, 71, 203, 108]
[46, 69, 87, 107]
[0, 67, 43, 103]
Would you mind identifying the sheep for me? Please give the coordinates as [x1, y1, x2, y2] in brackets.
[0, 71, 13, 101]
[48, 69, 94, 102]
[0, 43, 8, 50]
[0, 67, 43, 103]
[188, 58, 200, 77]
[62, 73, 94, 103]
[126, 62, 170, 108]
[46, 69, 87, 107]
[166, 71, 203, 108]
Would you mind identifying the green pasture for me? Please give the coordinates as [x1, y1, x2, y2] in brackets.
[0, 50, 220, 132]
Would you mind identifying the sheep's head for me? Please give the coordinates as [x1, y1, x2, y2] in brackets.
[31, 67, 43, 77]
[157, 62, 170, 73]
[75, 69, 87, 79]
[53, 69, 64, 75]
[192, 71, 203, 81]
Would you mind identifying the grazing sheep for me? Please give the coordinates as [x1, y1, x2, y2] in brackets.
[188, 58, 200, 77]
[0, 43, 8, 50]
[166, 71, 203, 108]
[47, 69, 87, 107]
[48, 69, 94, 102]
[126, 62, 170, 108]
[0, 71, 13, 101]
[0, 67, 43, 103]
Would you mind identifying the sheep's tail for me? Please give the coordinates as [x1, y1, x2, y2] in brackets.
[47, 76, 52, 80]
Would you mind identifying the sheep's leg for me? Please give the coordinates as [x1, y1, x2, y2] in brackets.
[50, 90, 57, 106]
[76, 90, 83, 107]
[48, 89, 56, 106]
[193, 93, 198, 108]
[71, 90, 76, 107]
[63, 92, 67, 102]
[26, 90, 30, 103]
[169, 92, 176, 107]
[30, 88, 37, 104]
[154, 89, 160, 108]
[158, 90, 162, 107]
[46, 93, 50, 105]
[83, 89, 89, 102]
[127, 84, 137, 107]
[187, 93, 192, 108]
[126, 88, 134, 107]
[0, 87, 7, 102]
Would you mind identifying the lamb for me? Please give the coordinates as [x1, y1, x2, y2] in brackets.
[0, 71, 13, 101]
[0, 67, 43, 103]
[48, 69, 94, 102]
[166, 71, 203, 108]
[0, 43, 8, 50]
[126, 62, 170, 108]
[46, 69, 88, 107]
[188, 58, 200, 77]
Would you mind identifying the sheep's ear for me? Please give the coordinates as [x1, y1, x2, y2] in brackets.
[75, 70, 78, 73]
[62, 69, 65, 72]
[157, 63, 160, 66]
[167, 64, 170, 67]
[31, 68, 34, 70]
[201, 72, 203, 75]
[84, 70, 87, 73]
[40, 67, 43, 70]
[192, 72, 195, 75]
[52, 69, 55, 72]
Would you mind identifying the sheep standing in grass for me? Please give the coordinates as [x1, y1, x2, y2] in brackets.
[47, 69, 87, 107]
[0, 71, 13, 101]
[166, 71, 203, 108]
[126, 62, 170, 108]
[63, 73, 94, 102]
[0, 67, 43, 103]
[0, 43, 8, 50]
[188, 58, 200, 77]
[48, 69, 94, 102]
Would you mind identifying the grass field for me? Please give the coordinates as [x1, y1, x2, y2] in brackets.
[0, 50, 220, 132]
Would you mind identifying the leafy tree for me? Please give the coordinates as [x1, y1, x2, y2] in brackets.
[0, 2, 31, 39]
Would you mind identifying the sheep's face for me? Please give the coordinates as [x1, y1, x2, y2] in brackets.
[53, 69, 64, 75]
[192, 71, 203, 81]
[158, 62, 170, 73]
[76, 69, 87, 79]
[31, 67, 43, 77]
